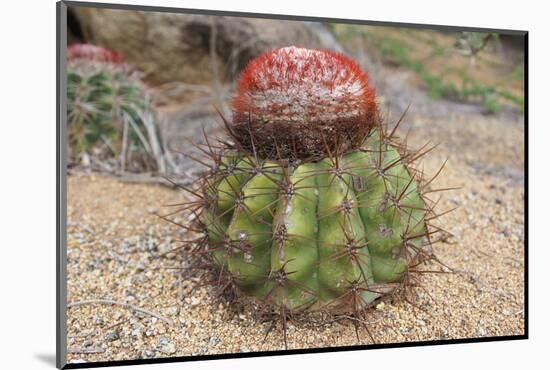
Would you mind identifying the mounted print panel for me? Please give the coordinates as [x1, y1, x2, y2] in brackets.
[57, 1, 527, 368]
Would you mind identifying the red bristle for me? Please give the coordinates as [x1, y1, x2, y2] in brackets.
[232, 47, 377, 130]
[67, 43, 125, 64]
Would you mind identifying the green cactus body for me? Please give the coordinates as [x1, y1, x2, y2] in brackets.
[183, 47, 436, 319]
[204, 131, 425, 312]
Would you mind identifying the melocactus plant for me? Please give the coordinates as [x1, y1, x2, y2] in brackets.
[177, 47, 440, 325]
[67, 43, 158, 171]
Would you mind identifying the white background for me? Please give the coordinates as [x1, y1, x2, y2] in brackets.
[0, 0, 545, 368]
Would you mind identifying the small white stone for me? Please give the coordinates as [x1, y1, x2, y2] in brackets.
[161, 342, 176, 354]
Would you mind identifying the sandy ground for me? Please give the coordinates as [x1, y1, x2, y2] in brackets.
[65, 99, 525, 363]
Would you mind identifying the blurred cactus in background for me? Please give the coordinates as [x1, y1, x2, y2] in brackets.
[67, 43, 164, 173]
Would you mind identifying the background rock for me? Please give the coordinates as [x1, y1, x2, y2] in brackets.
[69, 7, 337, 85]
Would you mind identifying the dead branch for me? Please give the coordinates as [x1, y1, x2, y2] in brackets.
[67, 299, 173, 326]
[67, 347, 106, 354]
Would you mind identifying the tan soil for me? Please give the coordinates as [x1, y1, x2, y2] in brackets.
[66, 106, 525, 363]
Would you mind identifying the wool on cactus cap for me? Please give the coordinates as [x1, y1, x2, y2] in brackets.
[230, 46, 379, 160]
[233, 46, 376, 125]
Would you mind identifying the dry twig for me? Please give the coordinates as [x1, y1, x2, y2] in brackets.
[67, 347, 106, 354]
[67, 299, 173, 325]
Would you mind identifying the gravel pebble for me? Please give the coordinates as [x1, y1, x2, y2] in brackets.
[160, 342, 177, 355]
[105, 331, 120, 342]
